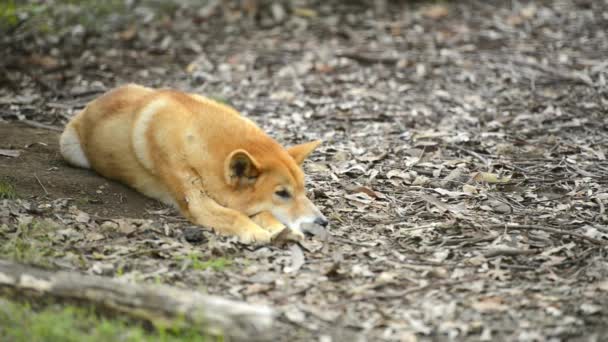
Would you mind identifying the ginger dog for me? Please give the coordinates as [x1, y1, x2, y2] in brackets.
[59, 84, 328, 243]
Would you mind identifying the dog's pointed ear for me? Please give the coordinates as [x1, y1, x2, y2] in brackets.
[225, 149, 261, 187]
[287, 140, 322, 165]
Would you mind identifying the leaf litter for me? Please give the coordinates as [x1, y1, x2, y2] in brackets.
[1, 0, 608, 341]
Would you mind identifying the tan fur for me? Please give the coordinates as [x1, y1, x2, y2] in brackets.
[59, 84, 327, 243]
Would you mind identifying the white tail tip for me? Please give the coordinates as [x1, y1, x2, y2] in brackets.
[59, 125, 90, 168]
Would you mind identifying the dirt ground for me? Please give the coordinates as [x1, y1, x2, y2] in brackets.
[1, 0, 608, 341]
[0, 123, 162, 218]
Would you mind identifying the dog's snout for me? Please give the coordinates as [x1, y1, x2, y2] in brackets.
[314, 217, 329, 227]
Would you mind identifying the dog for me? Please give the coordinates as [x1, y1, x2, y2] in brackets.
[59, 84, 328, 243]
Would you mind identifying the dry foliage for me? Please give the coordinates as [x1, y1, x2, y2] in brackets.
[1, 0, 607, 340]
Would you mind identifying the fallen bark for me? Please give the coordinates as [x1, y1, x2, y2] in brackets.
[0, 259, 274, 340]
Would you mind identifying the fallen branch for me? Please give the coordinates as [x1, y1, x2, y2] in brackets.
[0, 260, 275, 340]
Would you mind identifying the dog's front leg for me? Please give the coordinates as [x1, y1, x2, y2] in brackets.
[251, 211, 286, 234]
[162, 168, 273, 243]
[251, 211, 305, 240]
[186, 193, 273, 243]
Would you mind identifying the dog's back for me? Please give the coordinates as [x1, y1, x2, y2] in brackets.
[59, 84, 175, 203]
[60, 84, 153, 168]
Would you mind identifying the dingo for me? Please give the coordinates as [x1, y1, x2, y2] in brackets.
[60, 84, 328, 243]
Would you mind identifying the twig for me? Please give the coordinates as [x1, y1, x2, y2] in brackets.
[486, 223, 607, 246]
[553, 247, 598, 269]
[331, 236, 378, 247]
[595, 197, 605, 216]
[452, 146, 490, 166]
[336, 52, 398, 65]
[528, 195, 571, 204]
[120, 245, 183, 258]
[66, 88, 106, 99]
[397, 223, 450, 232]
[482, 248, 537, 258]
[19, 68, 62, 97]
[509, 58, 595, 87]
[34, 173, 49, 195]
[353, 276, 478, 301]
[273, 283, 314, 301]
[21, 119, 62, 132]
[456, 235, 499, 248]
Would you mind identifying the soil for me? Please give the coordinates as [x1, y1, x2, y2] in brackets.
[0, 123, 161, 218]
[1, 1, 608, 341]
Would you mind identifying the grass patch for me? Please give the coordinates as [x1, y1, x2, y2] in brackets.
[0, 0, 180, 34]
[0, 298, 214, 342]
[0, 180, 17, 199]
[0, 220, 58, 267]
[0, 0, 46, 31]
[179, 253, 233, 271]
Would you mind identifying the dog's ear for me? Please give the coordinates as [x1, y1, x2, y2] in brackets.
[225, 149, 261, 187]
[287, 140, 322, 165]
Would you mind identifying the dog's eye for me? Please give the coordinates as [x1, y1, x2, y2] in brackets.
[275, 189, 291, 199]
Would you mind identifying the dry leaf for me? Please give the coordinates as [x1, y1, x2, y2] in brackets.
[26, 54, 60, 69]
[75, 211, 90, 223]
[462, 184, 478, 194]
[271, 227, 303, 247]
[117, 219, 137, 235]
[294, 7, 317, 18]
[422, 5, 449, 19]
[471, 296, 509, 312]
[350, 186, 379, 198]
[119, 25, 138, 41]
[284, 244, 305, 273]
[472, 172, 511, 184]
[0, 149, 21, 158]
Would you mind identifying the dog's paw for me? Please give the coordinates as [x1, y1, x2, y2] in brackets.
[263, 221, 287, 234]
[251, 212, 286, 234]
[237, 227, 273, 244]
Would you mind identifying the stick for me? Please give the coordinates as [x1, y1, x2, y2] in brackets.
[482, 248, 537, 258]
[352, 276, 478, 302]
[486, 223, 607, 246]
[34, 173, 49, 195]
[336, 52, 398, 65]
[21, 119, 62, 132]
[0, 260, 275, 340]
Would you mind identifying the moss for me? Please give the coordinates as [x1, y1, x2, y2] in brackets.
[0, 180, 17, 199]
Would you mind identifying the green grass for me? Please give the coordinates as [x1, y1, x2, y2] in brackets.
[0, 298, 214, 342]
[0, 0, 180, 34]
[0, 0, 128, 35]
[0, 180, 17, 199]
[179, 253, 233, 272]
[0, 220, 58, 267]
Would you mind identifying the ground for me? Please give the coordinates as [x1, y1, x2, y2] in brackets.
[1, 0, 608, 341]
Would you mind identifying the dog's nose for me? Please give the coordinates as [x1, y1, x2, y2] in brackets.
[314, 217, 329, 227]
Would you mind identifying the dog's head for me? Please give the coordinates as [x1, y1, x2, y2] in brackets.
[224, 140, 328, 233]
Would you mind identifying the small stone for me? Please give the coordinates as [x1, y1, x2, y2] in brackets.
[183, 227, 206, 243]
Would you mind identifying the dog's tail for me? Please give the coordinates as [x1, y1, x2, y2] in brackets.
[59, 112, 90, 169]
